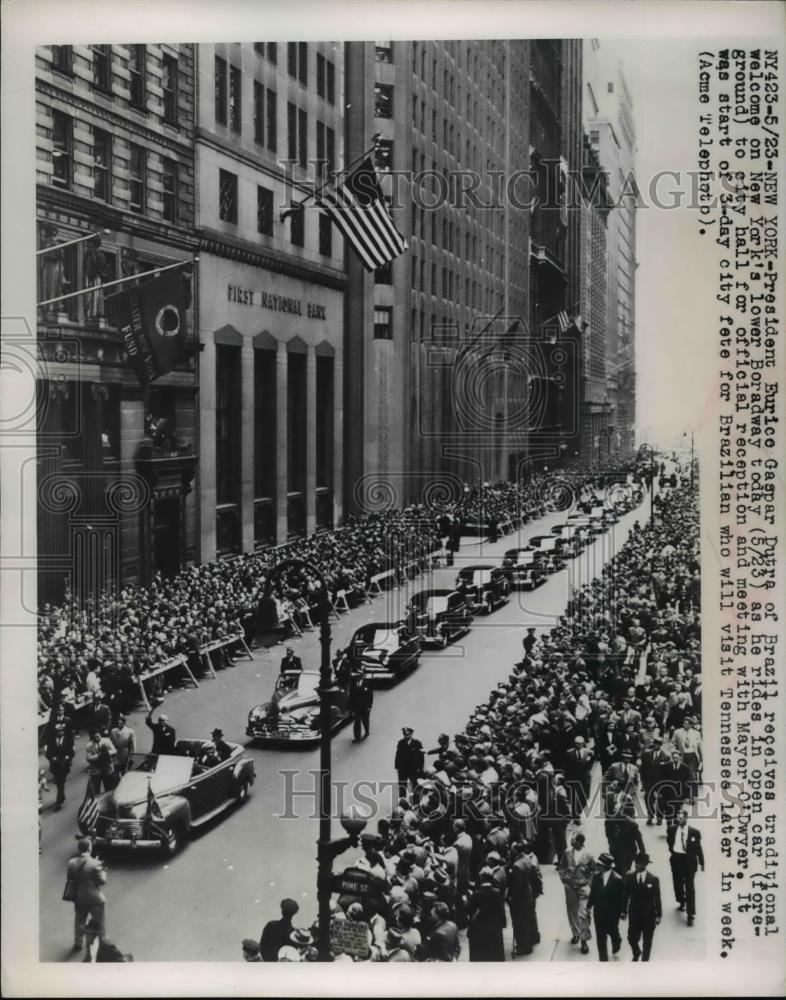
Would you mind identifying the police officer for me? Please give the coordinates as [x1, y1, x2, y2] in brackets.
[394, 727, 424, 797]
[349, 668, 374, 743]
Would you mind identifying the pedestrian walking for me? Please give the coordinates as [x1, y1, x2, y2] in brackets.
[46, 716, 75, 810]
[65, 837, 107, 959]
[349, 668, 373, 742]
[587, 852, 626, 961]
[640, 736, 670, 825]
[667, 810, 704, 925]
[394, 727, 424, 798]
[608, 802, 645, 876]
[108, 714, 136, 774]
[623, 852, 662, 961]
[564, 736, 594, 818]
[557, 831, 595, 954]
[658, 750, 692, 829]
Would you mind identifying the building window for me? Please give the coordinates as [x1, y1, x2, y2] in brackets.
[374, 83, 393, 118]
[267, 42, 277, 64]
[290, 207, 304, 247]
[215, 55, 227, 124]
[162, 158, 178, 223]
[326, 126, 335, 174]
[288, 104, 307, 167]
[287, 102, 297, 161]
[266, 88, 277, 152]
[375, 139, 393, 172]
[229, 64, 241, 132]
[326, 59, 335, 104]
[317, 53, 325, 97]
[51, 110, 72, 189]
[298, 42, 308, 85]
[373, 306, 393, 340]
[254, 81, 265, 143]
[93, 129, 112, 201]
[128, 44, 146, 108]
[375, 262, 392, 284]
[51, 45, 73, 75]
[129, 144, 146, 213]
[92, 45, 112, 92]
[219, 169, 238, 223]
[375, 40, 392, 62]
[607, 81, 614, 93]
[216, 345, 242, 508]
[318, 213, 332, 256]
[287, 42, 297, 77]
[257, 185, 273, 235]
[162, 53, 178, 123]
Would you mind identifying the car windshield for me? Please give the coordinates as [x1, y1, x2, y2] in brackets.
[368, 626, 402, 649]
[426, 597, 449, 615]
[123, 752, 194, 791]
[295, 672, 320, 696]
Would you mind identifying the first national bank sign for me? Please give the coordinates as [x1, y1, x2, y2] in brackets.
[227, 283, 326, 320]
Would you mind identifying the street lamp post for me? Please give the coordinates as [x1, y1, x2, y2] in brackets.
[637, 443, 656, 529]
[269, 557, 365, 961]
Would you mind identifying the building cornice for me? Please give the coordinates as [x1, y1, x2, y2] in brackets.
[198, 227, 347, 291]
[36, 79, 194, 158]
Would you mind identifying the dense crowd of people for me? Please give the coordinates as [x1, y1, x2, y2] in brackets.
[259, 469, 702, 962]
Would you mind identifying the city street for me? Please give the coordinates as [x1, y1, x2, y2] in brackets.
[39, 486, 704, 964]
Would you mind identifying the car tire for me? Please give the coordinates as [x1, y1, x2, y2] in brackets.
[162, 825, 182, 858]
[235, 779, 250, 805]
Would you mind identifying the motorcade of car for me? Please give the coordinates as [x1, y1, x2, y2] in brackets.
[407, 589, 474, 647]
[549, 523, 586, 557]
[92, 741, 256, 857]
[246, 670, 351, 746]
[500, 547, 548, 590]
[454, 564, 511, 614]
[342, 621, 422, 683]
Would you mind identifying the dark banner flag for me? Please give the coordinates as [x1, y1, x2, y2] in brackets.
[106, 269, 188, 386]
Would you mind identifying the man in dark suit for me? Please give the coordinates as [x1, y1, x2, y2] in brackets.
[145, 706, 176, 756]
[658, 750, 692, 828]
[623, 852, 662, 960]
[394, 727, 424, 797]
[348, 668, 374, 742]
[587, 852, 626, 960]
[279, 647, 303, 676]
[564, 736, 594, 818]
[667, 810, 704, 925]
[45, 717, 75, 809]
[640, 736, 670, 825]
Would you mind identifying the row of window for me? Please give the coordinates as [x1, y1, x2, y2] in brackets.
[411, 41, 505, 103]
[217, 169, 333, 256]
[49, 44, 179, 122]
[49, 109, 179, 220]
[410, 251, 502, 310]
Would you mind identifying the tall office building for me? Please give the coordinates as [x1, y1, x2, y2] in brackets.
[583, 39, 638, 458]
[344, 40, 533, 509]
[195, 42, 346, 558]
[35, 43, 198, 604]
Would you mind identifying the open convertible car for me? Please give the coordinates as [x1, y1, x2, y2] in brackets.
[93, 741, 255, 857]
[246, 670, 351, 746]
[455, 565, 511, 614]
[344, 621, 422, 683]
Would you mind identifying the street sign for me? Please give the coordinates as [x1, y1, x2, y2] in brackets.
[330, 867, 386, 899]
[330, 919, 370, 959]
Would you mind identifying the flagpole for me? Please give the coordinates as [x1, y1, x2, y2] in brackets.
[36, 229, 110, 256]
[456, 306, 507, 361]
[279, 134, 383, 223]
[37, 256, 198, 309]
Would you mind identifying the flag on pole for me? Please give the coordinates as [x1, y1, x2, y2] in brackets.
[144, 779, 167, 841]
[77, 781, 100, 835]
[317, 157, 407, 271]
[557, 310, 571, 334]
[105, 269, 189, 387]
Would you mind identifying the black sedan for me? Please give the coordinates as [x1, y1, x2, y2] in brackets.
[408, 589, 473, 647]
[501, 547, 548, 590]
[526, 535, 568, 572]
[93, 741, 256, 857]
[246, 670, 351, 746]
[343, 621, 422, 682]
[455, 565, 510, 614]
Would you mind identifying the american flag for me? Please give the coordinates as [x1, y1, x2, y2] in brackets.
[144, 780, 167, 840]
[77, 782, 100, 835]
[557, 310, 571, 334]
[317, 157, 408, 272]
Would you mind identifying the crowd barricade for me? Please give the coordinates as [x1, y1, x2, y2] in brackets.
[367, 569, 398, 596]
[137, 655, 196, 709]
[198, 633, 254, 677]
[333, 590, 351, 615]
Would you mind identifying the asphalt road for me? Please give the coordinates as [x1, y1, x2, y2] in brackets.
[39, 482, 704, 963]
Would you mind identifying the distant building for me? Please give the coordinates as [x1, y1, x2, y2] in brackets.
[195, 42, 346, 557]
[35, 43, 198, 604]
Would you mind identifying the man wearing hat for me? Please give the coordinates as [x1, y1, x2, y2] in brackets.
[564, 736, 594, 818]
[259, 898, 300, 962]
[210, 728, 232, 762]
[394, 727, 425, 798]
[667, 809, 704, 925]
[640, 735, 670, 825]
[603, 750, 639, 796]
[508, 840, 543, 956]
[622, 852, 662, 961]
[348, 667, 374, 743]
[587, 853, 626, 961]
[46, 714, 75, 810]
[241, 938, 261, 961]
